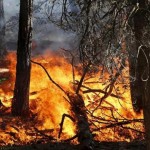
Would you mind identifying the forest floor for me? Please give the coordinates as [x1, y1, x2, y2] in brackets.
[0, 141, 146, 150]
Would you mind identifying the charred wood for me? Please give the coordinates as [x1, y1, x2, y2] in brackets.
[67, 93, 94, 150]
[34, 127, 56, 141]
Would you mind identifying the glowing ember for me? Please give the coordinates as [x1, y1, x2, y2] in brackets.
[0, 50, 144, 146]
[0, 68, 9, 73]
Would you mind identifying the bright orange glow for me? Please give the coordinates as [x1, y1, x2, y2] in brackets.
[0, 50, 144, 145]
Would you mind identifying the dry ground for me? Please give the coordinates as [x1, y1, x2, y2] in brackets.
[0, 141, 146, 150]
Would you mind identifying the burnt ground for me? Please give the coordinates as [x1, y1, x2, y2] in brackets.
[0, 141, 146, 150]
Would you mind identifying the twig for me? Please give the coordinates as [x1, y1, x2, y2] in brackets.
[31, 60, 66, 94]
[83, 89, 123, 99]
[92, 59, 126, 114]
[76, 62, 91, 94]
[92, 119, 143, 131]
[121, 126, 145, 134]
[58, 113, 75, 138]
[34, 127, 56, 140]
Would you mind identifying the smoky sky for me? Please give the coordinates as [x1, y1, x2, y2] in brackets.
[4, 0, 78, 51]
[4, 0, 19, 21]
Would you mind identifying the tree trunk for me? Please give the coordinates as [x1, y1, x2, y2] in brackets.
[129, 0, 148, 112]
[0, 0, 6, 58]
[142, 48, 150, 150]
[129, 0, 150, 149]
[12, 0, 33, 116]
[137, 46, 150, 150]
[68, 93, 93, 150]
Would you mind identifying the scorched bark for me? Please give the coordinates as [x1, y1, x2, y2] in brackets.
[12, 0, 33, 116]
[129, 0, 150, 149]
[129, 0, 148, 112]
[68, 93, 93, 150]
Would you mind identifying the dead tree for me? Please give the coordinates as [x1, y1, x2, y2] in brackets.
[12, 0, 33, 116]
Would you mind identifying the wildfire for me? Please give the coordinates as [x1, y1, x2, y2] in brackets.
[0, 50, 144, 146]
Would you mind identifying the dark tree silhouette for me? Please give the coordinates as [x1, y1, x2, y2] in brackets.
[128, 1, 150, 149]
[129, 0, 149, 112]
[0, 0, 6, 58]
[132, 1, 150, 149]
[12, 0, 33, 116]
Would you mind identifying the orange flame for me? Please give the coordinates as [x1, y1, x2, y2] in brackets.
[0, 50, 144, 145]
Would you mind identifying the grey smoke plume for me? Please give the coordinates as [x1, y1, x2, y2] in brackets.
[4, 0, 78, 51]
[4, 0, 19, 21]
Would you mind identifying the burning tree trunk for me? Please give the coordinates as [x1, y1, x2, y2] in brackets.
[0, 0, 6, 58]
[67, 93, 93, 150]
[12, 0, 33, 116]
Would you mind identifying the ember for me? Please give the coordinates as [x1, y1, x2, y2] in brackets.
[0, 68, 9, 73]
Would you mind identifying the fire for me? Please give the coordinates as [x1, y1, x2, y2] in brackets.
[0, 50, 144, 146]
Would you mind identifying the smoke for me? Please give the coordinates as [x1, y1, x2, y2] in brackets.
[4, 0, 78, 51]
[4, 0, 19, 21]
